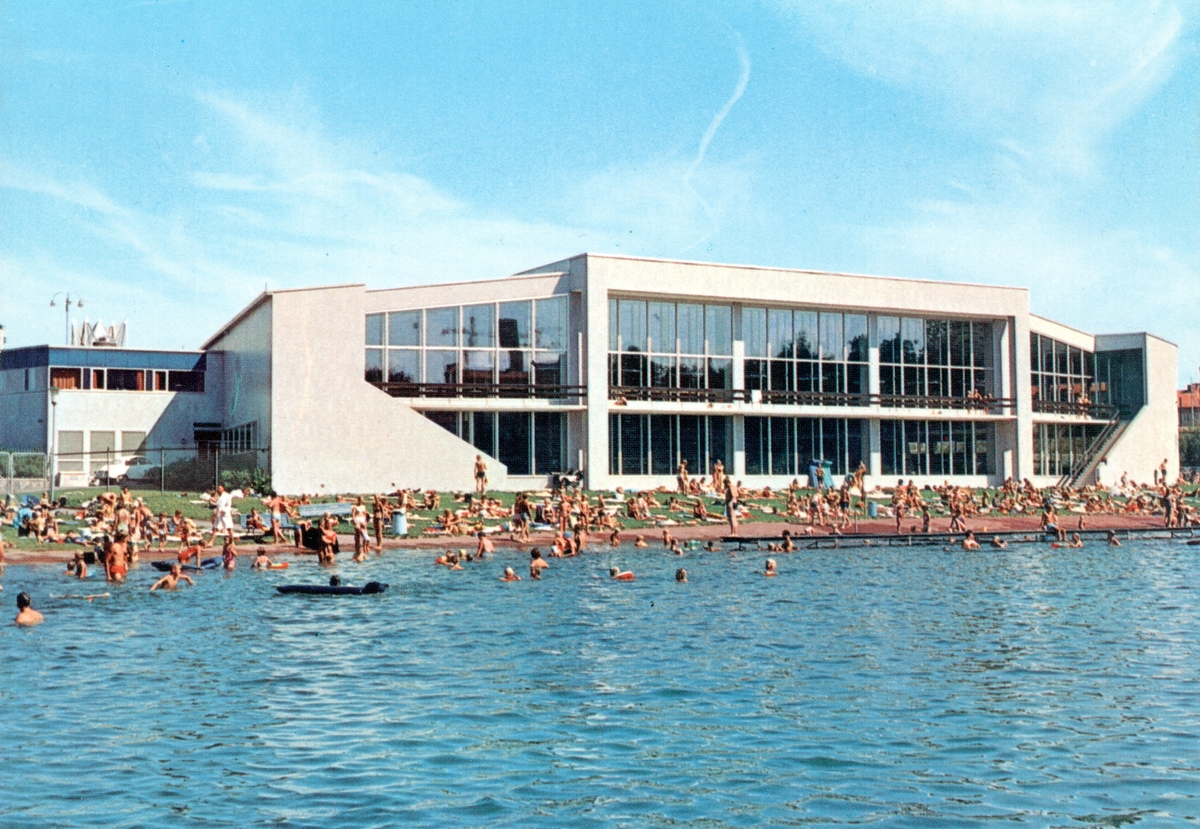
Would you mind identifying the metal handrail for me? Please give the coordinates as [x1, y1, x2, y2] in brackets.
[1033, 400, 1117, 419]
[608, 386, 1016, 413]
[375, 382, 587, 401]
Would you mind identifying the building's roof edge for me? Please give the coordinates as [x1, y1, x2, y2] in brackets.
[364, 272, 569, 294]
[1029, 314, 1094, 338]
[201, 292, 270, 351]
[579, 252, 1030, 294]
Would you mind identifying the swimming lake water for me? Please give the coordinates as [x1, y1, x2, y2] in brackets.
[1, 539, 1198, 827]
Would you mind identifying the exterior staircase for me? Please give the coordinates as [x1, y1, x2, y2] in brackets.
[1056, 408, 1127, 489]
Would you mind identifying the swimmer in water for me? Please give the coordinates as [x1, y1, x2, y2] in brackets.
[634, 535, 648, 548]
[15, 592, 43, 626]
[1107, 529, 1122, 547]
[1068, 532, 1084, 549]
[675, 568, 688, 583]
[962, 531, 980, 551]
[252, 548, 273, 569]
[609, 567, 634, 581]
[476, 532, 494, 559]
[65, 552, 88, 579]
[763, 558, 777, 577]
[222, 534, 238, 570]
[529, 549, 549, 579]
[501, 566, 521, 582]
[150, 563, 195, 591]
[990, 536, 1008, 549]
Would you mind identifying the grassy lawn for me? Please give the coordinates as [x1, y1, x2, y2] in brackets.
[4, 484, 1196, 554]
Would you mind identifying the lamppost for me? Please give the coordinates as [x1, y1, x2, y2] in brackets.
[49, 292, 84, 345]
[49, 386, 59, 503]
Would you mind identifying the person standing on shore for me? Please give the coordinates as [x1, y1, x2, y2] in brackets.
[204, 485, 235, 549]
[474, 455, 488, 496]
[724, 478, 739, 536]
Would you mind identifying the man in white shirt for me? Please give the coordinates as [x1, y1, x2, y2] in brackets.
[204, 485, 235, 548]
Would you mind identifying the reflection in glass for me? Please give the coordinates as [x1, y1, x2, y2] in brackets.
[793, 311, 818, 360]
[618, 300, 646, 353]
[533, 352, 565, 386]
[498, 350, 529, 385]
[708, 358, 731, 390]
[462, 350, 494, 385]
[845, 315, 868, 362]
[387, 349, 419, 384]
[902, 318, 924, 364]
[742, 307, 767, 358]
[365, 348, 383, 383]
[678, 303, 704, 354]
[388, 310, 421, 347]
[878, 316, 901, 363]
[819, 312, 843, 361]
[649, 302, 675, 353]
[769, 309, 793, 359]
[426, 307, 458, 348]
[498, 301, 531, 349]
[651, 355, 676, 387]
[463, 304, 495, 348]
[536, 296, 568, 351]
[426, 350, 458, 385]
[706, 305, 732, 355]
[366, 314, 385, 346]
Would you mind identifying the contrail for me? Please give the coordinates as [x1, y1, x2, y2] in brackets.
[680, 28, 750, 254]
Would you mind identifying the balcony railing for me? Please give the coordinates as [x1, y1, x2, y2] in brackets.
[375, 382, 586, 402]
[1033, 399, 1117, 419]
[609, 386, 1017, 414]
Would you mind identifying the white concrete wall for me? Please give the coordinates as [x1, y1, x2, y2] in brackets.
[0, 369, 49, 451]
[1096, 334, 1178, 486]
[206, 298, 273, 451]
[51, 387, 221, 451]
[264, 286, 510, 495]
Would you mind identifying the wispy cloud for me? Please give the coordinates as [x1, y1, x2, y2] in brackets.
[768, 0, 1185, 174]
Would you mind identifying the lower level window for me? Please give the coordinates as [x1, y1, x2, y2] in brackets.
[607, 414, 730, 477]
[881, 420, 992, 476]
[424, 411, 566, 475]
[744, 417, 866, 476]
[1033, 422, 1104, 477]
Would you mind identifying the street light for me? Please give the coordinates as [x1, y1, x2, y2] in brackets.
[49, 386, 59, 503]
[49, 292, 84, 345]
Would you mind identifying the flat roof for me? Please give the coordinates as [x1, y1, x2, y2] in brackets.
[0, 345, 206, 372]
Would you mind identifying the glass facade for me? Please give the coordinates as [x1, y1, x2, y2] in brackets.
[744, 417, 866, 476]
[425, 411, 565, 476]
[743, 307, 868, 402]
[880, 420, 993, 476]
[879, 318, 993, 402]
[608, 299, 733, 394]
[608, 414, 731, 477]
[1033, 423, 1106, 477]
[367, 296, 569, 391]
[1029, 332, 1095, 408]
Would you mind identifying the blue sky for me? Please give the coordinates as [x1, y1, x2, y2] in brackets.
[2, 1, 1198, 382]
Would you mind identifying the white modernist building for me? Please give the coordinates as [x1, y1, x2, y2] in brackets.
[0, 254, 1176, 494]
[189, 253, 1176, 495]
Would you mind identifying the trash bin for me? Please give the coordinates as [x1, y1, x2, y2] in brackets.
[867, 501, 878, 519]
[392, 511, 408, 537]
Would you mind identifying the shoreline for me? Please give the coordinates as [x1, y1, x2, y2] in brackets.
[1, 513, 1174, 565]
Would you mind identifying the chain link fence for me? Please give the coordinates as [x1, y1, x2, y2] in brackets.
[0, 452, 51, 496]
[31, 447, 272, 494]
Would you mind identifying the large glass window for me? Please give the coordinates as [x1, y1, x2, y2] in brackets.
[880, 420, 993, 476]
[743, 307, 870, 403]
[744, 417, 866, 477]
[1033, 422, 1106, 476]
[1030, 332, 1097, 410]
[367, 296, 570, 393]
[610, 298, 734, 397]
[608, 415, 731, 476]
[882, 318, 994, 405]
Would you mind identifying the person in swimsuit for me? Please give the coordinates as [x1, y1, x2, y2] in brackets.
[222, 534, 238, 570]
[501, 567, 521, 582]
[105, 533, 130, 583]
[252, 547, 273, 569]
[609, 567, 634, 581]
[763, 558, 777, 577]
[15, 592, 44, 626]
[65, 552, 88, 579]
[474, 455, 488, 496]
[675, 568, 688, 582]
[150, 563, 195, 591]
[529, 549, 549, 579]
[724, 478, 739, 536]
